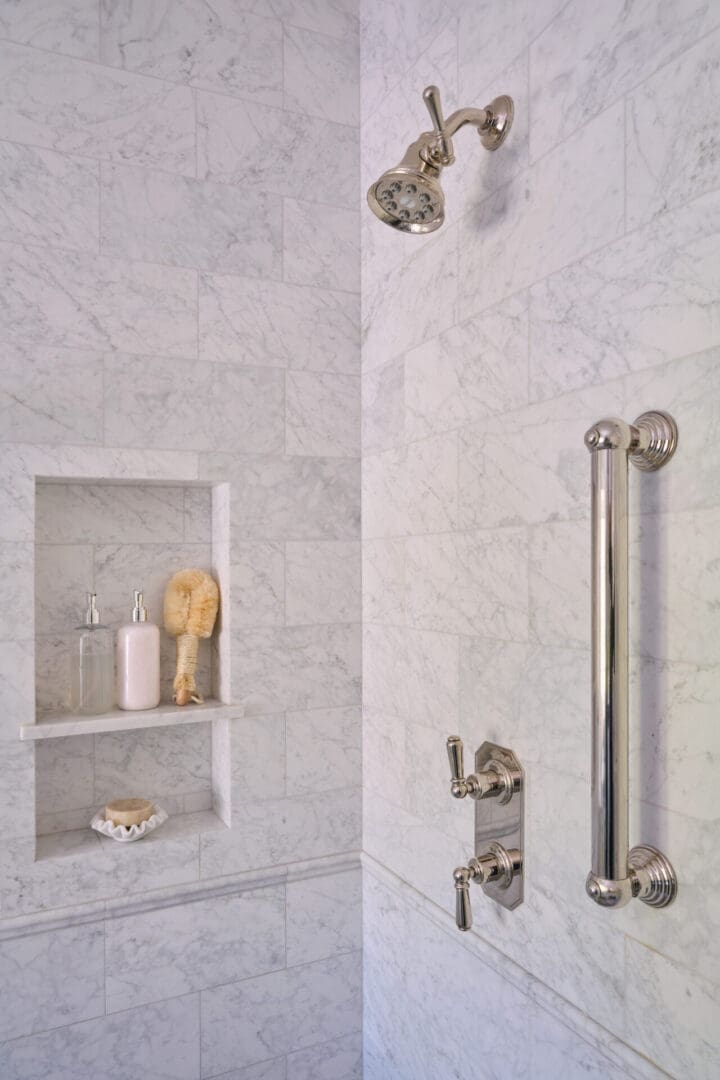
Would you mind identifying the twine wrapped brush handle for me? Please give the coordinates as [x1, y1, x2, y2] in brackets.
[164, 569, 220, 706]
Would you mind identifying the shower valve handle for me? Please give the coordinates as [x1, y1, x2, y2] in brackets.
[446, 735, 513, 802]
[453, 847, 520, 931]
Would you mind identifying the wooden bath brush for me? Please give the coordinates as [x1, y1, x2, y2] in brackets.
[164, 569, 219, 705]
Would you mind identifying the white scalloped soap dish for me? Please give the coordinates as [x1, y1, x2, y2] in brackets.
[91, 805, 168, 842]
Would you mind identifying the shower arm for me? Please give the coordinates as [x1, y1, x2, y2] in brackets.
[416, 85, 509, 169]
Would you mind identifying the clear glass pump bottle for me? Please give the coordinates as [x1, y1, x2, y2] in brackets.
[69, 593, 115, 715]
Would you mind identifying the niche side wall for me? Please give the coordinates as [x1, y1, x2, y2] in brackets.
[360, 1, 720, 1077]
[0, 2, 362, 1077]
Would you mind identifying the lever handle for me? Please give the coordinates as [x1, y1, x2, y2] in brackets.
[423, 85, 452, 162]
[453, 866, 473, 931]
[446, 735, 464, 783]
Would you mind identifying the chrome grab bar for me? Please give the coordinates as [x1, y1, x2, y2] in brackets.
[584, 411, 678, 909]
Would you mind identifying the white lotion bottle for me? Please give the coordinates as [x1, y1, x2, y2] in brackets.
[117, 590, 161, 711]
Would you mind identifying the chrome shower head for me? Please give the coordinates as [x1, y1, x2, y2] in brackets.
[367, 85, 513, 234]
[367, 158, 445, 234]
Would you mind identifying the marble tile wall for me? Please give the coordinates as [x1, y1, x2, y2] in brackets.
[0, 0, 361, 1076]
[361, 2, 720, 1077]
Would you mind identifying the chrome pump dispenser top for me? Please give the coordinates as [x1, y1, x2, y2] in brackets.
[85, 592, 101, 626]
[132, 590, 148, 623]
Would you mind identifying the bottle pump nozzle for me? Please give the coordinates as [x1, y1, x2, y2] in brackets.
[132, 589, 148, 623]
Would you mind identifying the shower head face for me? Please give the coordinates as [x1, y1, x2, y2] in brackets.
[367, 169, 444, 234]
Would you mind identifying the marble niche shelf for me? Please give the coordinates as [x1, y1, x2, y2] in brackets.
[21, 699, 236, 741]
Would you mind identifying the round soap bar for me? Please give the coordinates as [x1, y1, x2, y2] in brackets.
[105, 798, 154, 827]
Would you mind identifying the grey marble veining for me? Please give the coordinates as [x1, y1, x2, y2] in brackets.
[0, 0, 99, 60]
[0, 923, 104, 1042]
[286, 1031, 362, 1079]
[284, 198, 359, 293]
[105, 886, 285, 1013]
[361, 357, 404, 454]
[0, 993, 200, 1080]
[285, 706, 361, 796]
[101, 164, 282, 279]
[230, 542, 285, 628]
[285, 372, 360, 458]
[627, 29, 720, 229]
[93, 724, 212, 805]
[199, 273, 359, 374]
[0, 41, 195, 174]
[285, 542, 361, 625]
[0, 243, 197, 357]
[104, 354, 285, 453]
[197, 92, 359, 211]
[35, 483, 186, 545]
[0, 344, 103, 446]
[283, 24, 359, 126]
[201, 952, 362, 1076]
[100, 0, 283, 105]
[286, 869, 361, 967]
[0, 141, 99, 252]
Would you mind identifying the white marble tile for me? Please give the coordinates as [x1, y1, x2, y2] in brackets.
[458, 0, 565, 102]
[285, 706, 361, 796]
[285, 541, 360, 625]
[104, 355, 285, 453]
[212, 1060, 286, 1080]
[0, 0, 99, 59]
[530, 1008, 631, 1079]
[363, 711, 406, 804]
[630, 507, 720, 666]
[94, 723, 212, 804]
[458, 102, 625, 321]
[624, 938, 720, 1078]
[200, 788, 360, 877]
[36, 734, 94, 815]
[0, 344, 103, 446]
[36, 483, 185, 545]
[362, 357, 404, 454]
[270, 0, 357, 40]
[283, 24, 358, 126]
[184, 487, 213, 543]
[627, 29, 720, 229]
[629, 657, 720, 822]
[284, 199, 359, 293]
[0, 737, 34, 841]
[361, 538, 405, 625]
[362, 221, 457, 371]
[286, 869, 361, 966]
[363, 624, 459, 729]
[286, 1031, 362, 1080]
[362, 433, 458, 539]
[230, 542, 285, 628]
[198, 92, 358, 211]
[0, 993, 200, 1080]
[0, 923, 104, 1042]
[531, 0, 717, 158]
[105, 886, 285, 1013]
[35, 632, 75, 716]
[34, 542, 93, 637]
[101, 164, 281, 278]
[529, 518, 588, 649]
[406, 528, 529, 641]
[286, 372, 359, 458]
[228, 713, 285, 804]
[231, 624, 361, 715]
[0, 542, 33, 642]
[200, 454, 360, 541]
[100, 0, 283, 105]
[93, 540, 212, 630]
[199, 273, 359, 374]
[201, 952, 361, 1076]
[0, 41, 195, 174]
[0, 243, 197, 358]
[0, 638, 34, 736]
[404, 293, 529, 442]
[529, 190, 720, 400]
[460, 637, 590, 780]
[2, 818, 201, 916]
[0, 141, 98, 252]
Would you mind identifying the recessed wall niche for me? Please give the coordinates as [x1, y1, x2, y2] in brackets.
[32, 477, 232, 839]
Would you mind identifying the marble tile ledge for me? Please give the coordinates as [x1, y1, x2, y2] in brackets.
[0, 851, 361, 942]
[362, 853, 670, 1080]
